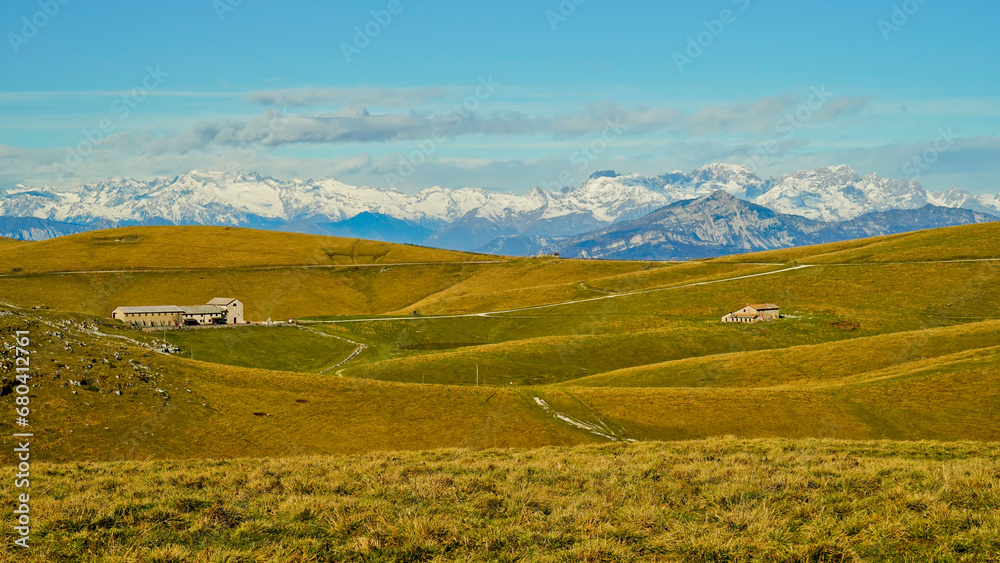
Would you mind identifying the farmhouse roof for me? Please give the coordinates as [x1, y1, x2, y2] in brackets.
[179, 305, 225, 315]
[748, 303, 779, 310]
[207, 297, 238, 305]
[114, 305, 184, 314]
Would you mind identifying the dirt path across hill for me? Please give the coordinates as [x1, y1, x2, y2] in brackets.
[302, 264, 817, 324]
[296, 325, 368, 374]
[530, 396, 630, 442]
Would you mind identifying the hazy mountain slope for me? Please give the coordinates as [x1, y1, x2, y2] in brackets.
[0, 215, 90, 240]
[819, 205, 999, 240]
[307, 212, 434, 245]
[555, 192, 814, 260]
[554, 191, 997, 261]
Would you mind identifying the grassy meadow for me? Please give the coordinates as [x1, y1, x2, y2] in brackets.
[0, 225, 484, 274]
[1, 224, 999, 457]
[1, 224, 999, 560]
[1, 440, 998, 562]
[104, 325, 360, 374]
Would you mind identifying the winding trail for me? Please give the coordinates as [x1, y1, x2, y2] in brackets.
[807, 258, 1000, 266]
[532, 397, 632, 442]
[296, 325, 368, 375]
[321, 345, 366, 374]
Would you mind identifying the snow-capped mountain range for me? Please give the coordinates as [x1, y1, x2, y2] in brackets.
[551, 191, 998, 261]
[1, 165, 997, 253]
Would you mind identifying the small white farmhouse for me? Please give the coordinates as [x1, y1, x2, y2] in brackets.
[207, 297, 245, 324]
[721, 303, 780, 324]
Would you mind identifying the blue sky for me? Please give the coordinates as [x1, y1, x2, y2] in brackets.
[1, 0, 998, 194]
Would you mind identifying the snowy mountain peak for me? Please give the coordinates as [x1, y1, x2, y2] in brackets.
[783, 165, 860, 185]
[756, 166, 929, 222]
[818, 164, 858, 177]
[588, 170, 619, 180]
[692, 162, 760, 181]
[929, 187, 1000, 216]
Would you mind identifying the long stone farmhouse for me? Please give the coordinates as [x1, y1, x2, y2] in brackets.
[721, 303, 780, 324]
[112, 298, 244, 327]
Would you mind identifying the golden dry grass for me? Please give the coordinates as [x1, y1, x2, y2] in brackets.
[2, 439, 998, 562]
[394, 262, 778, 315]
[0, 265, 483, 319]
[0, 308, 602, 464]
[0, 225, 483, 274]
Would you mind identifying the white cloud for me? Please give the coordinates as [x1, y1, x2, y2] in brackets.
[4, 90, 995, 196]
[244, 87, 451, 107]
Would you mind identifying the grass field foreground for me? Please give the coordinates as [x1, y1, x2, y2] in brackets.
[2, 439, 997, 562]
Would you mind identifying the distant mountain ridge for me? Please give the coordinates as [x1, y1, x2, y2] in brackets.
[547, 191, 998, 261]
[0, 216, 90, 241]
[1, 165, 998, 256]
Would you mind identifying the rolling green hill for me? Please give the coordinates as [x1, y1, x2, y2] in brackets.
[0, 222, 997, 464]
[0, 226, 659, 319]
[0, 225, 485, 273]
[0, 309, 592, 463]
[560, 320, 1000, 389]
[107, 324, 361, 373]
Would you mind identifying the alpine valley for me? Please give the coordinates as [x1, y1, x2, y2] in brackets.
[1, 164, 997, 259]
